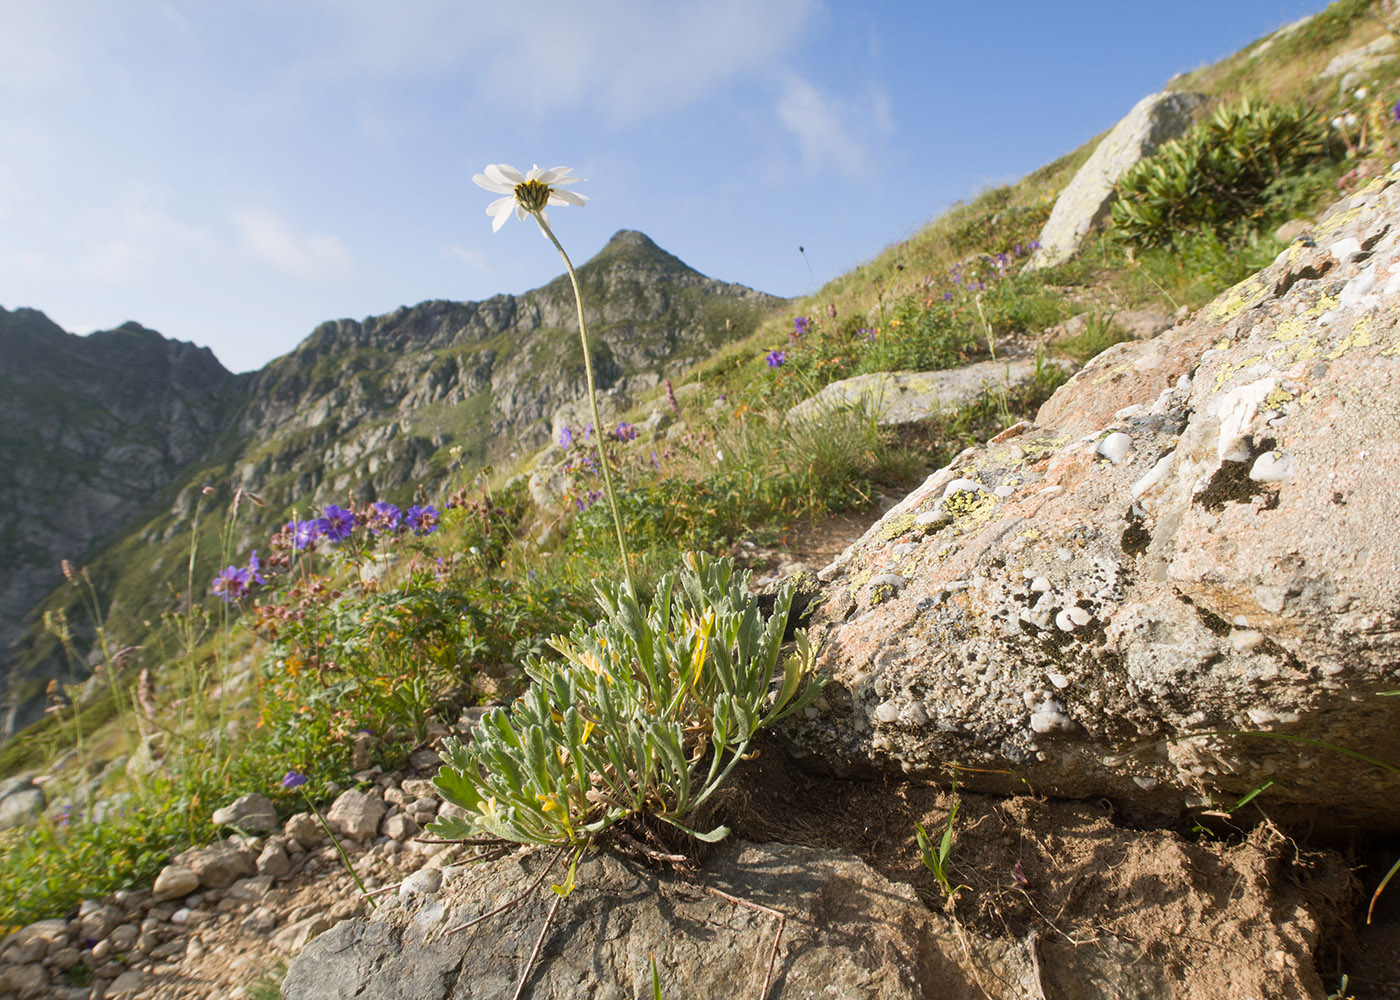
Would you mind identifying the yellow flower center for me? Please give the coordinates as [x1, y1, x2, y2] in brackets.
[514, 179, 551, 214]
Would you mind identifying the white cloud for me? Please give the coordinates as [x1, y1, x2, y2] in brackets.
[774, 73, 891, 177]
[292, 0, 818, 124]
[232, 207, 354, 281]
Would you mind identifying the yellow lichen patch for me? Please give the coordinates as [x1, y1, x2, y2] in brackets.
[1317, 202, 1368, 235]
[1381, 340, 1400, 357]
[1206, 272, 1271, 322]
[944, 489, 995, 518]
[1213, 337, 1232, 351]
[1267, 316, 1307, 343]
[1303, 293, 1340, 317]
[1015, 434, 1072, 462]
[944, 490, 1002, 537]
[1285, 337, 1321, 362]
[1020, 528, 1042, 542]
[1213, 355, 1267, 392]
[1263, 387, 1294, 408]
[847, 566, 874, 599]
[875, 512, 917, 541]
[1358, 174, 1393, 198]
[1326, 320, 1373, 361]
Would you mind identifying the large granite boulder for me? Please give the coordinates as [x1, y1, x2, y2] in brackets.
[1026, 90, 1205, 270]
[784, 167, 1400, 828]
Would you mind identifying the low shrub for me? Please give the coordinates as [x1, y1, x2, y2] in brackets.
[1112, 98, 1338, 247]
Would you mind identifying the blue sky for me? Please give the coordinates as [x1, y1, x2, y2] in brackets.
[1, 1, 1329, 373]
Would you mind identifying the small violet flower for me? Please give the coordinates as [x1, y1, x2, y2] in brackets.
[211, 550, 266, 603]
[793, 316, 809, 339]
[559, 425, 574, 448]
[288, 518, 323, 550]
[321, 504, 356, 543]
[766, 350, 786, 368]
[405, 504, 440, 536]
[247, 550, 266, 585]
[367, 501, 401, 536]
[615, 422, 637, 442]
[282, 770, 309, 789]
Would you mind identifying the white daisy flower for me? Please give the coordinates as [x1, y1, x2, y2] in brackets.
[472, 163, 588, 232]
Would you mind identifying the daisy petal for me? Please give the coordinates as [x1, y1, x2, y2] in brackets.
[535, 166, 573, 185]
[474, 172, 512, 194]
[549, 188, 588, 207]
[485, 163, 525, 186]
[486, 196, 515, 231]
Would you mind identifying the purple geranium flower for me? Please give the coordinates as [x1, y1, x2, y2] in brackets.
[287, 518, 322, 550]
[248, 550, 266, 585]
[281, 770, 308, 789]
[367, 501, 401, 536]
[615, 422, 637, 442]
[793, 316, 809, 338]
[405, 504, 440, 536]
[211, 564, 251, 602]
[766, 350, 786, 368]
[321, 504, 356, 543]
[559, 425, 573, 448]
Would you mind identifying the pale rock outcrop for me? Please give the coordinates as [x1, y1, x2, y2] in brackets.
[283, 842, 1016, 999]
[211, 792, 279, 834]
[787, 355, 1074, 429]
[1026, 91, 1205, 270]
[785, 165, 1400, 828]
[325, 788, 387, 842]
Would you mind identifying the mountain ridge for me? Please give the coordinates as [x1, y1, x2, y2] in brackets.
[0, 229, 784, 740]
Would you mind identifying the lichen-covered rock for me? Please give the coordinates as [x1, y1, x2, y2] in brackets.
[1027, 90, 1205, 270]
[786, 167, 1400, 828]
[787, 355, 1074, 428]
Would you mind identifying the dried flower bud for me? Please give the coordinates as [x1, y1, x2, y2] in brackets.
[61, 559, 78, 585]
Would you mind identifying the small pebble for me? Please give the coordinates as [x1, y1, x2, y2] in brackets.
[1097, 432, 1132, 465]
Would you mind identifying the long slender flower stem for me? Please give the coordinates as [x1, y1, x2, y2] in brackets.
[535, 215, 635, 597]
[301, 789, 376, 909]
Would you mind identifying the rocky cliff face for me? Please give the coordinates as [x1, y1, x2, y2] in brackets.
[0, 307, 244, 736]
[236, 230, 777, 504]
[0, 232, 781, 741]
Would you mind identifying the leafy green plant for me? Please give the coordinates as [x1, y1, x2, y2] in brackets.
[1112, 98, 1338, 247]
[915, 776, 970, 904]
[430, 552, 821, 849]
[1056, 309, 1132, 363]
